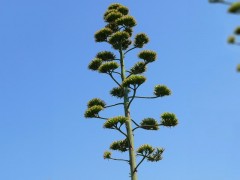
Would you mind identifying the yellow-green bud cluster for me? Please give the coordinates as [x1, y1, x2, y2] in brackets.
[110, 87, 129, 98]
[87, 98, 106, 108]
[134, 33, 149, 48]
[88, 58, 102, 71]
[130, 62, 147, 74]
[98, 62, 119, 73]
[154, 85, 171, 97]
[84, 105, 103, 118]
[116, 15, 136, 27]
[140, 118, 159, 130]
[138, 50, 157, 63]
[110, 139, 128, 152]
[103, 151, 112, 159]
[94, 28, 112, 42]
[227, 36, 235, 44]
[228, 2, 240, 14]
[122, 75, 146, 87]
[96, 51, 116, 61]
[103, 116, 128, 129]
[160, 113, 178, 127]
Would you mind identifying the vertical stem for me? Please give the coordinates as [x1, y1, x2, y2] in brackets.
[119, 47, 138, 180]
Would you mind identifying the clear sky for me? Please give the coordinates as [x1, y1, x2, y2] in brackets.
[0, 0, 240, 180]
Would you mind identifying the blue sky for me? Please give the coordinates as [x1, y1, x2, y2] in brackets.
[0, 0, 240, 180]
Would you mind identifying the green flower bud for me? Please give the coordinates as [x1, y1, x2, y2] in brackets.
[88, 58, 102, 71]
[109, 31, 130, 50]
[160, 113, 178, 127]
[110, 139, 128, 152]
[147, 148, 164, 162]
[117, 6, 129, 15]
[94, 28, 112, 42]
[109, 31, 130, 45]
[234, 26, 240, 35]
[227, 36, 235, 44]
[116, 15, 137, 27]
[84, 105, 103, 118]
[134, 33, 149, 48]
[138, 50, 157, 63]
[237, 64, 240, 72]
[104, 11, 123, 23]
[130, 62, 147, 74]
[103, 151, 112, 159]
[228, 2, 240, 14]
[98, 62, 119, 73]
[105, 23, 119, 32]
[110, 87, 130, 98]
[122, 75, 146, 87]
[154, 85, 171, 97]
[87, 98, 106, 108]
[103, 116, 128, 129]
[137, 144, 154, 155]
[124, 27, 133, 36]
[140, 118, 159, 130]
[108, 3, 122, 10]
[96, 51, 116, 61]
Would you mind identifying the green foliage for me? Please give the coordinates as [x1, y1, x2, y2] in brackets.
[110, 139, 129, 152]
[94, 28, 112, 42]
[104, 11, 123, 23]
[116, 15, 137, 27]
[87, 98, 106, 108]
[98, 62, 119, 73]
[227, 36, 235, 44]
[228, 2, 240, 14]
[140, 118, 159, 130]
[103, 151, 112, 159]
[147, 148, 164, 162]
[160, 113, 178, 127]
[110, 87, 130, 98]
[109, 31, 131, 50]
[237, 64, 240, 72]
[234, 26, 240, 35]
[84, 105, 104, 118]
[103, 116, 128, 129]
[137, 144, 154, 155]
[96, 51, 116, 61]
[134, 33, 149, 48]
[154, 85, 171, 97]
[130, 62, 147, 74]
[88, 58, 102, 71]
[138, 50, 157, 63]
[122, 75, 146, 87]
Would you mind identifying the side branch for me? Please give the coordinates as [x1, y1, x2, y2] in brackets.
[108, 157, 130, 163]
[134, 154, 147, 173]
[105, 103, 124, 108]
[130, 96, 158, 99]
[107, 72, 122, 87]
[124, 46, 137, 55]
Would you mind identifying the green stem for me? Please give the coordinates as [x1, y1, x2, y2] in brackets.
[120, 47, 138, 180]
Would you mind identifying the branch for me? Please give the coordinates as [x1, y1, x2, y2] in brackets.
[130, 96, 158, 99]
[108, 157, 130, 163]
[127, 85, 138, 109]
[131, 119, 140, 127]
[112, 71, 121, 75]
[133, 124, 161, 131]
[124, 46, 137, 55]
[96, 116, 108, 120]
[114, 125, 128, 137]
[104, 103, 124, 108]
[134, 155, 147, 173]
[107, 72, 122, 87]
